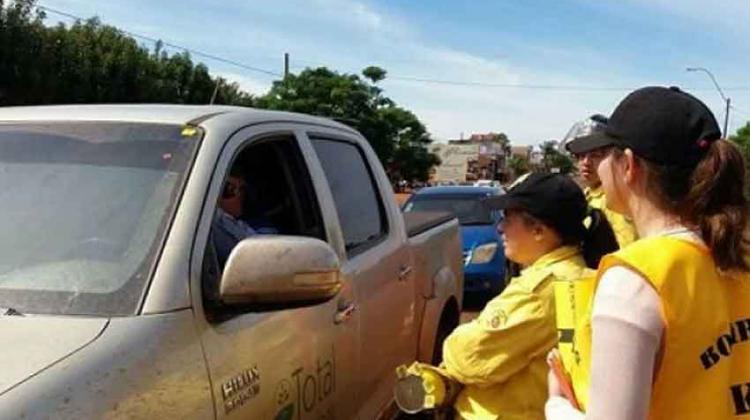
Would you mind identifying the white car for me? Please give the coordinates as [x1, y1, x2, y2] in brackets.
[473, 179, 502, 189]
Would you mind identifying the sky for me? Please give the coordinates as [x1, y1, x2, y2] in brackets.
[39, 0, 750, 145]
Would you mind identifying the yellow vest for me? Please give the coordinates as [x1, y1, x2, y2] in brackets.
[441, 246, 588, 420]
[585, 186, 637, 247]
[552, 268, 596, 410]
[579, 237, 750, 419]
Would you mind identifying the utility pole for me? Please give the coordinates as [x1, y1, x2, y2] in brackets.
[210, 78, 222, 105]
[686, 66, 730, 138]
[284, 53, 290, 78]
[724, 97, 731, 140]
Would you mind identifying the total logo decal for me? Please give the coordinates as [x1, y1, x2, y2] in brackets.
[274, 348, 336, 420]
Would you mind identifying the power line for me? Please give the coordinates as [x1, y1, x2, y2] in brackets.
[395, 75, 750, 92]
[386, 75, 637, 91]
[294, 61, 750, 120]
[291, 63, 750, 94]
[289, 63, 624, 90]
[33, 4, 750, 95]
[291, 62, 750, 92]
[731, 105, 750, 121]
[37, 4, 282, 78]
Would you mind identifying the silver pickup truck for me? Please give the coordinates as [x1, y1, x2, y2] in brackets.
[0, 105, 463, 419]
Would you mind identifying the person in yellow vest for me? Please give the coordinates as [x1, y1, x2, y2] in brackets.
[563, 115, 637, 248]
[395, 173, 616, 420]
[545, 86, 750, 420]
[550, 115, 633, 411]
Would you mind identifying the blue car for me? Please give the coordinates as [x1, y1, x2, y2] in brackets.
[403, 186, 506, 296]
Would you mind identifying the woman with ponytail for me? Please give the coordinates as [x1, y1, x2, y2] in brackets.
[545, 87, 750, 420]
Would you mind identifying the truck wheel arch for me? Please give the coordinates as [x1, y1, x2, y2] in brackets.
[431, 297, 460, 365]
[417, 267, 462, 364]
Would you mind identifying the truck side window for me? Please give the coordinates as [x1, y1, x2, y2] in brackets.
[311, 138, 388, 257]
[202, 135, 326, 309]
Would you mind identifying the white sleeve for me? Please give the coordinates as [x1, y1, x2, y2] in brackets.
[545, 266, 664, 420]
[545, 396, 585, 419]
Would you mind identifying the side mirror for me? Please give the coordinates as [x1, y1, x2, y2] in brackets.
[218, 236, 342, 306]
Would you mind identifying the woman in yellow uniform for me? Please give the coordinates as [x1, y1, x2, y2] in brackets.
[563, 114, 637, 248]
[546, 86, 750, 419]
[413, 173, 614, 420]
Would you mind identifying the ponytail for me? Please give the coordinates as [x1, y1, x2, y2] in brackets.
[683, 140, 750, 272]
[635, 139, 750, 272]
[581, 208, 619, 268]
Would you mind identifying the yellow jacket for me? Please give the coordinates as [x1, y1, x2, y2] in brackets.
[441, 246, 588, 420]
[587, 237, 750, 419]
[585, 186, 636, 247]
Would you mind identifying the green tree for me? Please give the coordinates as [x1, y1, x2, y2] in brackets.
[474, 132, 511, 157]
[730, 122, 750, 162]
[362, 66, 386, 83]
[540, 140, 574, 174]
[0, 0, 47, 104]
[0, 0, 254, 106]
[730, 122, 750, 194]
[507, 155, 529, 178]
[495, 133, 511, 156]
[257, 66, 439, 182]
[0, 0, 436, 181]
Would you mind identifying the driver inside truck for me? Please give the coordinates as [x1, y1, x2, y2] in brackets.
[213, 167, 277, 266]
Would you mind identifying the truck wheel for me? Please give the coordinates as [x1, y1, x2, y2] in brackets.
[432, 300, 459, 365]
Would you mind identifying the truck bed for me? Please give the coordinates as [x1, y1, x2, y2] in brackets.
[403, 211, 456, 238]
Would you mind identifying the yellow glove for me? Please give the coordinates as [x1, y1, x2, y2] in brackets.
[394, 362, 462, 413]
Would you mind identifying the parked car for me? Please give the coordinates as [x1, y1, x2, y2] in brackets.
[473, 179, 503, 189]
[403, 186, 505, 296]
[0, 105, 464, 420]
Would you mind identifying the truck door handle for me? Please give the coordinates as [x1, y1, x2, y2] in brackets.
[334, 302, 356, 325]
[398, 265, 413, 281]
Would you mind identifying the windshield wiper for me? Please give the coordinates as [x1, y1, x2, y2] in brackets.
[0, 307, 23, 316]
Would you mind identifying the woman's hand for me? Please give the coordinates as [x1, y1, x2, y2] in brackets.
[547, 349, 564, 398]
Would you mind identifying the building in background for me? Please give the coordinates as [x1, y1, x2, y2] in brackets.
[530, 149, 544, 166]
[428, 133, 561, 185]
[510, 145, 532, 161]
[430, 132, 511, 184]
[429, 143, 480, 184]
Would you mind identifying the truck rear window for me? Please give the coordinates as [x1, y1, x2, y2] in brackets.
[405, 195, 495, 226]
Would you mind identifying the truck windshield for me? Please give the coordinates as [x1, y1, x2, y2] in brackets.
[0, 122, 201, 316]
[404, 195, 495, 225]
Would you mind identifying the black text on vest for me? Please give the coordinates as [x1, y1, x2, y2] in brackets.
[731, 383, 750, 415]
[700, 318, 750, 370]
[558, 328, 574, 343]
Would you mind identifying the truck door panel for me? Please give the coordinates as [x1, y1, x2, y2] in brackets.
[307, 135, 416, 418]
[192, 126, 358, 420]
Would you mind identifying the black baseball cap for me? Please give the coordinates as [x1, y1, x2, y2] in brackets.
[564, 114, 611, 154]
[597, 86, 721, 166]
[484, 173, 587, 239]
